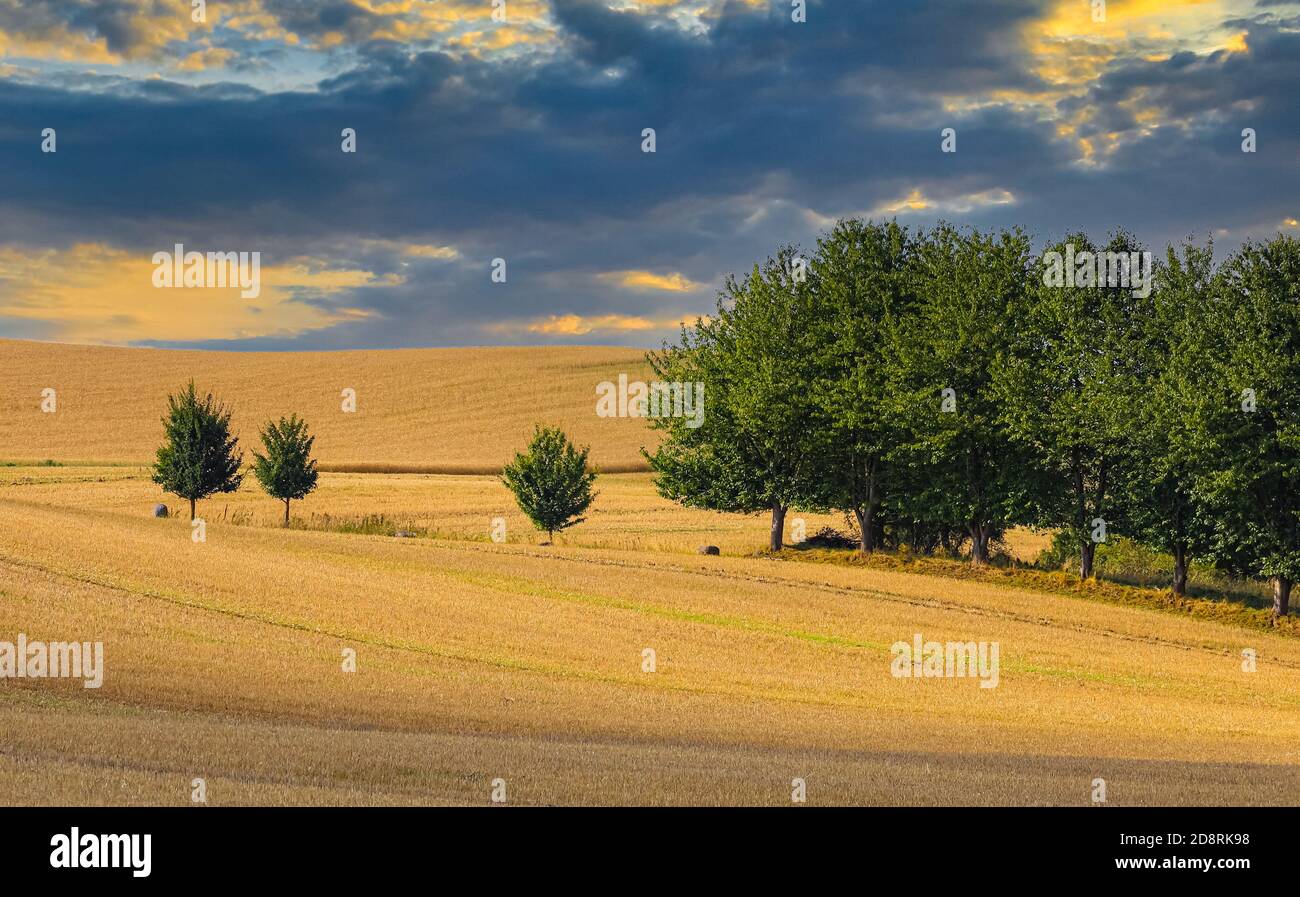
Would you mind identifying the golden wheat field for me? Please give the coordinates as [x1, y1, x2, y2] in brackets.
[1, 341, 1298, 806]
[0, 338, 655, 469]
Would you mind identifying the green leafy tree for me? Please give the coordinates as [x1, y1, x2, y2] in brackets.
[893, 223, 1037, 563]
[646, 246, 826, 552]
[152, 381, 244, 519]
[808, 218, 915, 553]
[1198, 235, 1300, 616]
[502, 425, 597, 542]
[252, 414, 320, 526]
[1122, 240, 1221, 594]
[998, 232, 1153, 578]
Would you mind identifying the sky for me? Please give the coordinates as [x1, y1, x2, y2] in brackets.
[0, 0, 1296, 350]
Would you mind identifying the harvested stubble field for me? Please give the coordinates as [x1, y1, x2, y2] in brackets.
[1, 464, 1299, 805]
[0, 339, 655, 469]
[0, 341, 1297, 806]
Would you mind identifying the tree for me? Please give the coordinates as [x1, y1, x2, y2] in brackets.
[999, 232, 1152, 579]
[1198, 235, 1300, 617]
[892, 223, 1037, 564]
[1122, 240, 1220, 595]
[152, 381, 244, 519]
[252, 414, 319, 526]
[808, 218, 915, 553]
[502, 425, 597, 542]
[646, 246, 826, 552]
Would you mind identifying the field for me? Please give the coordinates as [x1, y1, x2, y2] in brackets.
[0, 339, 655, 469]
[1, 340, 1298, 806]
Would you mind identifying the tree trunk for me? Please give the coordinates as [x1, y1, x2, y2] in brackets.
[853, 502, 877, 554]
[190, 497, 196, 520]
[1079, 541, 1096, 579]
[284, 498, 291, 527]
[1172, 543, 1188, 596]
[861, 457, 879, 554]
[770, 503, 787, 552]
[969, 523, 989, 565]
[1273, 576, 1292, 618]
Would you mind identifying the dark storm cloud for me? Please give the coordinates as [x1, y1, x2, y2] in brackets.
[0, 0, 1296, 348]
[1043, 17, 1300, 244]
[258, 0, 386, 44]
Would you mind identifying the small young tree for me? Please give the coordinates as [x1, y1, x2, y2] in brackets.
[253, 414, 319, 526]
[152, 381, 244, 520]
[502, 425, 597, 542]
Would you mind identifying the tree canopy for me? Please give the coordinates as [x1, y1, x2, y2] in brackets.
[647, 220, 1300, 617]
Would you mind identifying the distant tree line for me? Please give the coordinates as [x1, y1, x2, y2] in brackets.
[646, 220, 1300, 618]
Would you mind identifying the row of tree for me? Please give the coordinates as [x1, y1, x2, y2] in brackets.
[153, 383, 597, 541]
[645, 220, 1300, 618]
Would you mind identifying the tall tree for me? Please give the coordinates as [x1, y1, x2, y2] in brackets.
[1122, 240, 1220, 595]
[647, 246, 825, 552]
[999, 232, 1152, 578]
[502, 425, 597, 543]
[252, 414, 319, 526]
[808, 218, 914, 553]
[892, 223, 1036, 564]
[152, 381, 244, 520]
[1199, 235, 1300, 617]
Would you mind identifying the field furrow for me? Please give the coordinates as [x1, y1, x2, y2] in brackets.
[1, 482, 1298, 805]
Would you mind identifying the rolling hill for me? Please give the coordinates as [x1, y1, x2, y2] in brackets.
[0, 339, 657, 470]
[2, 340, 1296, 806]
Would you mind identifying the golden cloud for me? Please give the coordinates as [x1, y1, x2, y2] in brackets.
[400, 244, 460, 259]
[596, 270, 705, 292]
[0, 243, 383, 344]
[867, 188, 1016, 217]
[489, 312, 703, 336]
[0, 0, 197, 64]
[0, 0, 553, 68]
[1017, 0, 1261, 165]
[176, 46, 235, 72]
